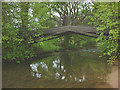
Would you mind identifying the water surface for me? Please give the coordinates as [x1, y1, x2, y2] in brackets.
[3, 48, 115, 88]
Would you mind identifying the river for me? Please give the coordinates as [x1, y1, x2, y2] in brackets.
[2, 48, 118, 88]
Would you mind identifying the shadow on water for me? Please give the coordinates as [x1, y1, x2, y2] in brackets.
[2, 48, 118, 88]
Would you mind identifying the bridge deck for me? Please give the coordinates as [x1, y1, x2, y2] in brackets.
[43, 25, 98, 37]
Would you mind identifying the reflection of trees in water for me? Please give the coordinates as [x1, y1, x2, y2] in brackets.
[30, 51, 111, 87]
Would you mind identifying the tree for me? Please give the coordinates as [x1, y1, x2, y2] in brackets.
[2, 2, 34, 63]
[46, 2, 92, 49]
[2, 2, 57, 62]
[2, 2, 96, 63]
[20, 2, 29, 43]
[47, 2, 92, 26]
[88, 2, 119, 64]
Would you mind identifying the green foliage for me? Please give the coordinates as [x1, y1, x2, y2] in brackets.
[1, 2, 98, 63]
[2, 3, 34, 63]
[88, 2, 119, 64]
[2, 2, 57, 63]
[40, 39, 59, 52]
[32, 2, 55, 28]
[62, 34, 96, 49]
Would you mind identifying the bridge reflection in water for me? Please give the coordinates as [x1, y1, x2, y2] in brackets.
[30, 49, 112, 88]
[3, 48, 116, 88]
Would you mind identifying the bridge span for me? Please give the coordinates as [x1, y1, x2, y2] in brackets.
[42, 25, 98, 38]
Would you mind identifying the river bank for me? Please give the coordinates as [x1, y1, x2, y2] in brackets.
[94, 64, 118, 88]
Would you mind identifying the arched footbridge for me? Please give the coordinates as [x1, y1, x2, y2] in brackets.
[33, 25, 109, 42]
[43, 25, 98, 38]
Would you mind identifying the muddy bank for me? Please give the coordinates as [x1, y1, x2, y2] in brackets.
[94, 61, 118, 88]
[107, 65, 118, 88]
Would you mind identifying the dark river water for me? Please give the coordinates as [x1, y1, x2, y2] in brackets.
[2, 48, 118, 88]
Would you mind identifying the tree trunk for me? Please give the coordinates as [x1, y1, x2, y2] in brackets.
[77, 40, 80, 47]
[20, 2, 29, 44]
[117, 2, 120, 60]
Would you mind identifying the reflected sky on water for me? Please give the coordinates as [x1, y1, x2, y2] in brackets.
[29, 49, 111, 87]
[30, 56, 87, 83]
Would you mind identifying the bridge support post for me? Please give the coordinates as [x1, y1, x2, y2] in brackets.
[59, 37, 62, 47]
[64, 35, 71, 49]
